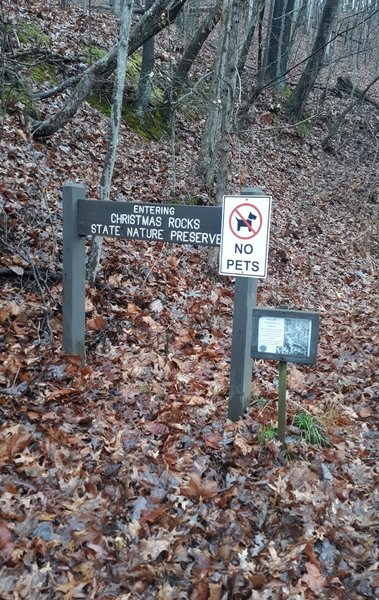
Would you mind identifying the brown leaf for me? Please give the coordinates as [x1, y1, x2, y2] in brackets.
[203, 432, 222, 450]
[87, 315, 107, 331]
[0, 522, 14, 561]
[144, 421, 169, 437]
[287, 366, 306, 391]
[302, 561, 326, 594]
[180, 473, 218, 500]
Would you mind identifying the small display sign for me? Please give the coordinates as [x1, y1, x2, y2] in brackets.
[251, 308, 319, 364]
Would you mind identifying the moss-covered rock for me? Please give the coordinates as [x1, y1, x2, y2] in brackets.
[2, 79, 38, 118]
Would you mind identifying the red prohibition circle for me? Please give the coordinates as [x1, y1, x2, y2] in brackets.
[228, 203, 263, 240]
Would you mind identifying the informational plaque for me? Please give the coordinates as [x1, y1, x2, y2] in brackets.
[251, 308, 319, 364]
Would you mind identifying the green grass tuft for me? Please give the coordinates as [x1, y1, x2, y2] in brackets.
[293, 412, 328, 445]
[258, 423, 277, 445]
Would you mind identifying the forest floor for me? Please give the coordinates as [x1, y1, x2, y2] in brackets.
[0, 2, 378, 599]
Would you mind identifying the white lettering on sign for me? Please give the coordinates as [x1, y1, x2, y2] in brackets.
[133, 205, 175, 216]
[111, 213, 162, 227]
[168, 217, 201, 230]
[91, 224, 121, 236]
[219, 195, 272, 278]
[170, 231, 221, 245]
[124, 227, 164, 240]
[86, 205, 221, 245]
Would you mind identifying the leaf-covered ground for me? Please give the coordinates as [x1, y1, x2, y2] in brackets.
[0, 2, 378, 598]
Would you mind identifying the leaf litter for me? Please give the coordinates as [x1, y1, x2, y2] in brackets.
[0, 1, 378, 598]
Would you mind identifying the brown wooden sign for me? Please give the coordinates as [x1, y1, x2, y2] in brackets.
[78, 200, 222, 246]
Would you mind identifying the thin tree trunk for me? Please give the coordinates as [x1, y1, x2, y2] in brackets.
[87, 0, 134, 284]
[134, 0, 155, 118]
[237, 0, 265, 75]
[287, 0, 341, 119]
[197, 0, 242, 195]
[263, 0, 295, 91]
[257, 2, 265, 73]
[162, 1, 221, 123]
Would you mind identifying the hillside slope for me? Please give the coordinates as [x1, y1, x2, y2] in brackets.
[0, 2, 378, 598]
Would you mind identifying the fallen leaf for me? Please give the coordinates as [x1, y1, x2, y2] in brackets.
[302, 561, 327, 594]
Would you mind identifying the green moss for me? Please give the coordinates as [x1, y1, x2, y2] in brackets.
[282, 84, 293, 99]
[80, 43, 108, 63]
[122, 103, 167, 141]
[2, 83, 38, 117]
[30, 63, 57, 84]
[126, 52, 142, 83]
[87, 92, 112, 117]
[294, 121, 314, 137]
[18, 22, 49, 45]
[123, 52, 163, 106]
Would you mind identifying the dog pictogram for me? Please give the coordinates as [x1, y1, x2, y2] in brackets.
[236, 211, 257, 232]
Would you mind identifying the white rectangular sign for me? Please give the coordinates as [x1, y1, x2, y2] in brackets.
[219, 195, 272, 278]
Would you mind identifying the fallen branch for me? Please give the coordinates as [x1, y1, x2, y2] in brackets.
[0, 267, 62, 281]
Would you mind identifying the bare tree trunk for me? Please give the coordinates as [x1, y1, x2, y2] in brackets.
[162, 1, 221, 123]
[263, 0, 295, 91]
[87, 0, 135, 284]
[181, 0, 201, 47]
[237, 0, 265, 75]
[134, 0, 155, 118]
[197, 0, 242, 196]
[287, 0, 341, 119]
[257, 2, 266, 73]
[29, 0, 188, 138]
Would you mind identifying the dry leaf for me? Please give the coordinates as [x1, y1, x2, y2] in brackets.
[302, 561, 327, 594]
[180, 473, 218, 500]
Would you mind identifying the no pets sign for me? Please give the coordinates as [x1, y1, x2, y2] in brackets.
[219, 195, 272, 278]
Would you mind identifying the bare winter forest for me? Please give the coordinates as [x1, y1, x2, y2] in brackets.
[0, 1, 378, 598]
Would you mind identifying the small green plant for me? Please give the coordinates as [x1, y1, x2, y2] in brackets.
[282, 83, 293, 99]
[258, 423, 277, 445]
[293, 412, 327, 445]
